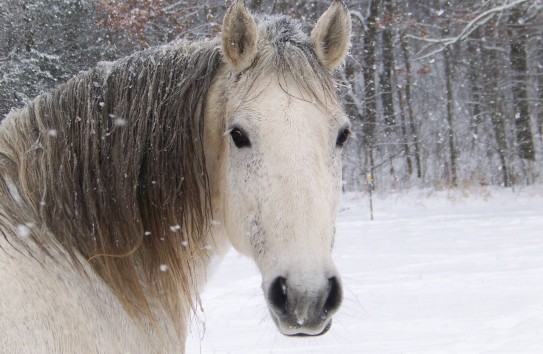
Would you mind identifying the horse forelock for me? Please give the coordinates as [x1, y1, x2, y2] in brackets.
[239, 15, 340, 111]
[0, 38, 222, 331]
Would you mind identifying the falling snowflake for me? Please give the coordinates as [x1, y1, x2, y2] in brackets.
[15, 224, 31, 239]
[114, 118, 126, 127]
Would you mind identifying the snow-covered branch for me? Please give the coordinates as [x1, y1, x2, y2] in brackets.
[349, 10, 367, 31]
[409, 0, 532, 60]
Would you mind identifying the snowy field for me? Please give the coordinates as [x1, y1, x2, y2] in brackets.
[187, 186, 543, 353]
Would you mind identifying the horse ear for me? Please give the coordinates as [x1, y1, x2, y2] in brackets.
[221, 0, 258, 72]
[311, 0, 351, 70]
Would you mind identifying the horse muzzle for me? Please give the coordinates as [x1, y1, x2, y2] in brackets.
[265, 275, 342, 336]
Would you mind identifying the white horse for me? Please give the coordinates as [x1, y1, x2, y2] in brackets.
[0, 1, 351, 352]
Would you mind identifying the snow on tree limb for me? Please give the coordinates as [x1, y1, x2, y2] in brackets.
[409, 0, 532, 60]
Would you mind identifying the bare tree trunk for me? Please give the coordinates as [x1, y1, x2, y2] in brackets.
[483, 23, 511, 187]
[380, 0, 396, 133]
[362, 0, 381, 177]
[467, 29, 482, 141]
[492, 103, 512, 187]
[508, 7, 535, 161]
[444, 49, 458, 187]
[442, 19, 458, 187]
[379, 0, 398, 182]
[397, 86, 413, 175]
[400, 30, 422, 178]
[22, 3, 35, 53]
[538, 67, 543, 145]
[537, 41, 543, 146]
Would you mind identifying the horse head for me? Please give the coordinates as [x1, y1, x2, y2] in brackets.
[205, 0, 351, 336]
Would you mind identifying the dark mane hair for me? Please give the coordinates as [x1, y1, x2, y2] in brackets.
[0, 38, 222, 327]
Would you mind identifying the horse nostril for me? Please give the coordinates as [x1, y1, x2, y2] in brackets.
[269, 276, 288, 313]
[324, 277, 342, 314]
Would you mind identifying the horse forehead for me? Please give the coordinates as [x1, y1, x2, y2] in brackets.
[242, 78, 337, 132]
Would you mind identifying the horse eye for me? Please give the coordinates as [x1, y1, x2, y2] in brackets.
[230, 128, 251, 148]
[336, 128, 351, 148]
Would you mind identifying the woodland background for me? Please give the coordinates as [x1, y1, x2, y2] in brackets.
[1, 0, 542, 191]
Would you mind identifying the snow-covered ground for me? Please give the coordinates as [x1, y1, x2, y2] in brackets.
[187, 187, 543, 353]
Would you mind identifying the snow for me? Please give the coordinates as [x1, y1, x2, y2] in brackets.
[113, 118, 127, 127]
[15, 224, 31, 239]
[187, 186, 543, 353]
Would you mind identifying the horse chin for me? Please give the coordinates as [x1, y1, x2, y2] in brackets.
[271, 314, 333, 337]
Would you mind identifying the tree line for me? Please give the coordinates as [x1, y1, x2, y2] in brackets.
[1, 0, 542, 191]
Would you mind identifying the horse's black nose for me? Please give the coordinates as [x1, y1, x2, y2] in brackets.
[269, 276, 288, 312]
[324, 276, 342, 314]
[267, 275, 342, 336]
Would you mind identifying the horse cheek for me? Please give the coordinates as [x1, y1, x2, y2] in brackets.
[224, 159, 256, 256]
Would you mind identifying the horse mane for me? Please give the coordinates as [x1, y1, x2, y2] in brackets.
[0, 38, 221, 328]
[0, 13, 339, 334]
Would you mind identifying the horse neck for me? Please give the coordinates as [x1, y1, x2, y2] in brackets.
[0, 42, 223, 335]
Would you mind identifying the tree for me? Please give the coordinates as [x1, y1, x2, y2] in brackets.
[478, 22, 511, 187]
[442, 21, 458, 187]
[362, 0, 381, 173]
[380, 0, 396, 132]
[507, 6, 535, 161]
[399, 28, 422, 178]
